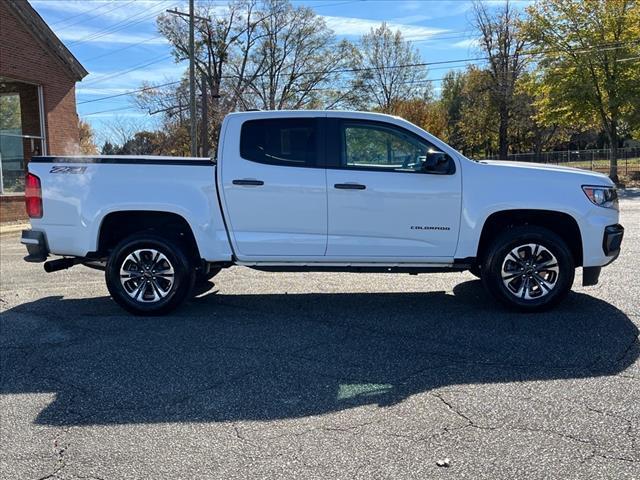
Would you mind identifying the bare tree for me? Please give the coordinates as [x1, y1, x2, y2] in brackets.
[245, 0, 355, 110]
[473, 0, 527, 159]
[98, 115, 149, 148]
[137, 79, 190, 121]
[353, 23, 429, 113]
[146, 0, 354, 149]
[154, 0, 267, 150]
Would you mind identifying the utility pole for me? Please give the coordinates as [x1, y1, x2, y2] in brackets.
[167, 4, 207, 157]
[188, 0, 196, 157]
[201, 73, 208, 158]
[200, 74, 221, 158]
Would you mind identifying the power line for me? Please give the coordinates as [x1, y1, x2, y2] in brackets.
[81, 54, 177, 86]
[49, 1, 117, 27]
[76, 59, 476, 107]
[70, 4, 470, 69]
[66, 2, 172, 46]
[76, 39, 639, 107]
[75, 40, 638, 104]
[304, 0, 365, 8]
[78, 31, 474, 66]
[82, 3, 302, 64]
[52, 0, 137, 30]
[76, 56, 473, 105]
[78, 81, 182, 105]
[80, 37, 639, 116]
[81, 105, 141, 117]
[83, 75, 450, 117]
[80, 35, 166, 63]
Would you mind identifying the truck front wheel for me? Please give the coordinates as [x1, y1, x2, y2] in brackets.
[105, 233, 195, 315]
[481, 226, 575, 312]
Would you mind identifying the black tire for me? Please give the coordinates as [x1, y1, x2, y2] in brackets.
[481, 226, 575, 312]
[468, 264, 482, 279]
[105, 233, 195, 315]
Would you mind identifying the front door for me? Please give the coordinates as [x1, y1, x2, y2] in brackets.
[325, 119, 462, 260]
[220, 116, 327, 258]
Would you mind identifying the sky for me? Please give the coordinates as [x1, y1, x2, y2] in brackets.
[29, 0, 532, 144]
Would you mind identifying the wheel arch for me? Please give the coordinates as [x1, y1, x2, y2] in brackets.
[96, 210, 202, 263]
[476, 209, 583, 267]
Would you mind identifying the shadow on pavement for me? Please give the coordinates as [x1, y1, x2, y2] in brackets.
[1, 280, 638, 426]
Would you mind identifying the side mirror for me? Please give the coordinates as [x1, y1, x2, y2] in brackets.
[422, 150, 450, 173]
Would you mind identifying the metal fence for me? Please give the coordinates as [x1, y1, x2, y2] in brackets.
[480, 147, 640, 177]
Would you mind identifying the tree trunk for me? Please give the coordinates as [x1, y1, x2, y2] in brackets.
[608, 120, 619, 184]
[535, 144, 543, 164]
[498, 105, 509, 160]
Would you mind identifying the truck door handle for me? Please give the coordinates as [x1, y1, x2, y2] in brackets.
[232, 179, 264, 186]
[334, 183, 366, 190]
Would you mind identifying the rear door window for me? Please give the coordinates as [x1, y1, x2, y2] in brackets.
[240, 118, 319, 167]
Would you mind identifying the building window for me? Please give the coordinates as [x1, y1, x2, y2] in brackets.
[0, 78, 46, 194]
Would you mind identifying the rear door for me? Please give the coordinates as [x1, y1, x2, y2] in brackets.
[219, 116, 327, 258]
[325, 118, 462, 260]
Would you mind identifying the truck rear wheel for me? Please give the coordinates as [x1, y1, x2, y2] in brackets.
[105, 233, 195, 315]
[481, 226, 575, 312]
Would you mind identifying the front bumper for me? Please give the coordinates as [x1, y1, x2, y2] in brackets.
[582, 223, 624, 287]
[603, 224, 624, 257]
[21, 230, 49, 262]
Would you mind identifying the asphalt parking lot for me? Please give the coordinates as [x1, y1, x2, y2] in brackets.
[1, 194, 639, 480]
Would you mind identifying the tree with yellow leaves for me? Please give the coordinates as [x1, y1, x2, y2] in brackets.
[524, 0, 640, 182]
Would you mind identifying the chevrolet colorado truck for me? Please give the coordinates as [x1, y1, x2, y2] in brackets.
[21, 110, 624, 315]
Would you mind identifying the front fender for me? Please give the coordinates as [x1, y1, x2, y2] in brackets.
[455, 161, 600, 262]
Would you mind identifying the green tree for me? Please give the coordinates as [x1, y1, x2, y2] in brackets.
[458, 67, 498, 157]
[511, 72, 571, 158]
[119, 131, 167, 155]
[473, 0, 527, 159]
[523, 0, 640, 182]
[101, 141, 117, 155]
[440, 70, 466, 149]
[0, 94, 21, 131]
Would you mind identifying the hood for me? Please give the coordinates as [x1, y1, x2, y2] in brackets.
[479, 160, 614, 185]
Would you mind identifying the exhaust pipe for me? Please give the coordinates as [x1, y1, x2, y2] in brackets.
[44, 258, 82, 273]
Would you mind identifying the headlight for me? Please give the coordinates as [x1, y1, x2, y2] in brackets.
[582, 185, 618, 209]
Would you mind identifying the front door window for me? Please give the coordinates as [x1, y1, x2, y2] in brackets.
[343, 123, 429, 173]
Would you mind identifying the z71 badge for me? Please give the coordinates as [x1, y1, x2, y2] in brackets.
[50, 166, 87, 174]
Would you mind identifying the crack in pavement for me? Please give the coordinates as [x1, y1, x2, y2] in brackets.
[425, 390, 639, 465]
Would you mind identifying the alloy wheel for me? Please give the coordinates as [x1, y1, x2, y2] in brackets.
[500, 243, 559, 300]
[119, 248, 175, 303]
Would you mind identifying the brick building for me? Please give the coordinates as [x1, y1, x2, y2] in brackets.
[0, 0, 87, 222]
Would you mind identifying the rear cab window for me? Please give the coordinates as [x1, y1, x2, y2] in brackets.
[240, 118, 321, 167]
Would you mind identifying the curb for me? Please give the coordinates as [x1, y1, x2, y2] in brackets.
[0, 223, 29, 236]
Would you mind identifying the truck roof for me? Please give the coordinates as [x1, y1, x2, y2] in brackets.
[226, 110, 402, 121]
[30, 155, 213, 166]
[32, 155, 209, 161]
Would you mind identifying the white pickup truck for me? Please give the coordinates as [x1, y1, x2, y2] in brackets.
[21, 110, 624, 315]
